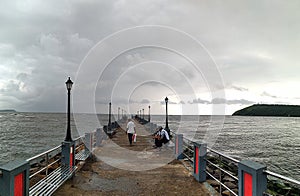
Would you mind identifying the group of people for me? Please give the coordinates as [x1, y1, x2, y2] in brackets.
[152, 126, 170, 148]
[126, 119, 170, 148]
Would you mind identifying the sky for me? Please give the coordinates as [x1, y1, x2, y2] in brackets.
[0, 0, 300, 115]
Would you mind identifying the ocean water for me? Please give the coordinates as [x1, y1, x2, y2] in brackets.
[0, 112, 299, 181]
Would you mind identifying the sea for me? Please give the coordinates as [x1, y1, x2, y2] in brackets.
[0, 112, 299, 181]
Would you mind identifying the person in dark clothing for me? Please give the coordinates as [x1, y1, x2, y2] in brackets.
[153, 126, 169, 148]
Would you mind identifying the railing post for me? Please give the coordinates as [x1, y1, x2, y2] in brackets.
[61, 141, 75, 167]
[238, 160, 267, 196]
[175, 134, 184, 159]
[193, 142, 207, 182]
[96, 128, 103, 147]
[0, 160, 30, 196]
[85, 132, 93, 152]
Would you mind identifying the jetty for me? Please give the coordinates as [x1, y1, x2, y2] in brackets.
[54, 119, 214, 195]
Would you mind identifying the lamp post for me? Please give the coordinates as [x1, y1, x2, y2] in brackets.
[148, 105, 151, 122]
[108, 102, 112, 132]
[165, 97, 170, 136]
[140, 110, 142, 118]
[118, 107, 120, 121]
[142, 109, 144, 119]
[65, 77, 73, 142]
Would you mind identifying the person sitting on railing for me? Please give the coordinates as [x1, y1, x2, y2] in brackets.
[153, 126, 170, 148]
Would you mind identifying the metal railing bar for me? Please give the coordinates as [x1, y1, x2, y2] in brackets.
[206, 171, 238, 196]
[206, 159, 238, 181]
[264, 170, 300, 185]
[74, 136, 83, 141]
[75, 143, 85, 151]
[26, 145, 61, 162]
[182, 152, 194, 163]
[207, 147, 240, 163]
[184, 146, 194, 153]
[29, 159, 60, 179]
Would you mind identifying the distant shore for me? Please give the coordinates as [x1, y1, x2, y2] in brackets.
[0, 109, 17, 113]
[232, 104, 300, 117]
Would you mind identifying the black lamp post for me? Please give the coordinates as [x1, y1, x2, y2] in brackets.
[108, 102, 112, 132]
[165, 97, 170, 135]
[65, 77, 73, 142]
[148, 105, 151, 122]
[118, 107, 120, 120]
[140, 110, 142, 118]
[142, 109, 144, 119]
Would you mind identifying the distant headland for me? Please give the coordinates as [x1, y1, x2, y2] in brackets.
[232, 104, 300, 117]
[0, 109, 17, 113]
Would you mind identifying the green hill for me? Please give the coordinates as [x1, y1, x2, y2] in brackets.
[232, 104, 300, 117]
[0, 109, 17, 113]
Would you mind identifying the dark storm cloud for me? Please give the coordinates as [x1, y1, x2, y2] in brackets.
[0, 0, 299, 114]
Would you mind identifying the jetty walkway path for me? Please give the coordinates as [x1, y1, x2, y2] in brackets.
[54, 119, 214, 195]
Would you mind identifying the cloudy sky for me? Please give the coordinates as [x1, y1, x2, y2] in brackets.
[0, 0, 300, 115]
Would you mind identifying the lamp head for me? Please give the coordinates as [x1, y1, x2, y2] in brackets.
[65, 77, 73, 90]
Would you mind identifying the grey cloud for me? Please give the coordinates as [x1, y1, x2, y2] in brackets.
[188, 98, 210, 104]
[160, 101, 177, 105]
[261, 91, 277, 98]
[227, 99, 255, 105]
[211, 98, 255, 105]
[230, 85, 248, 92]
[140, 99, 150, 104]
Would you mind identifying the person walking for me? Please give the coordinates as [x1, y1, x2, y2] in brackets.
[126, 119, 136, 146]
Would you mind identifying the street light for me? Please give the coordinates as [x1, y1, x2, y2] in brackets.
[148, 105, 151, 122]
[142, 109, 144, 119]
[118, 107, 120, 121]
[165, 97, 170, 136]
[108, 102, 112, 132]
[65, 77, 73, 142]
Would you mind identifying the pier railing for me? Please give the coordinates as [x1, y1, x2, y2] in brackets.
[152, 123, 300, 195]
[0, 126, 108, 196]
[26, 136, 84, 181]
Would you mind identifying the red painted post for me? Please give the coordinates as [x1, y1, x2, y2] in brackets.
[195, 146, 199, 175]
[193, 142, 207, 182]
[0, 160, 29, 196]
[14, 172, 24, 196]
[244, 172, 253, 196]
[175, 134, 183, 159]
[238, 160, 267, 196]
[70, 146, 73, 167]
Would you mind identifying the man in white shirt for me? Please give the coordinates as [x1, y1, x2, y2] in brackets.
[126, 119, 136, 146]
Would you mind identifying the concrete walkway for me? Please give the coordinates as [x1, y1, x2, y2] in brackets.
[54, 120, 214, 195]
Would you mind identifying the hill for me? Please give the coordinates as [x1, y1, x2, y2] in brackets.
[232, 104, 300, 117]
[0, 109, 17, 113]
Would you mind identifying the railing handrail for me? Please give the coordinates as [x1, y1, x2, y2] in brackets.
[26, 145, 61, 162]
[207, 147, 240, 164]
[265, 170, 300, 186]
